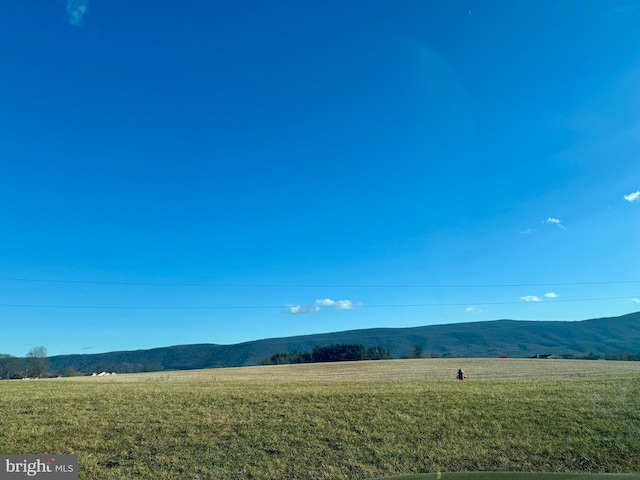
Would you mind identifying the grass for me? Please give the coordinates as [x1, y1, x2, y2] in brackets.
[1, 359, 639, 479]
[370, 474, 640, 479]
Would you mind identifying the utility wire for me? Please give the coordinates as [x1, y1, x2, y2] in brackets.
[0, 296, 637, 310]
[0, 277, 639, 289]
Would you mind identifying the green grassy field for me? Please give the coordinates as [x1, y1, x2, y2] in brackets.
[1, 359, 639, 479]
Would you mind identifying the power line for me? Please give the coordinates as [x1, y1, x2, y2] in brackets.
[0, 276, 639, 289]
[0, 296, 637, 310]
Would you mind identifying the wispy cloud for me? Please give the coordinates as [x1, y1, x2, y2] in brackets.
[520, 228, 537, 235]
[624, 191, 640, 203]
[337, 300, 353, 309]
[632, 298, 640, 304]
[286, 305, 320, 315]
[315, 298, 354, 310]
[520, 295, 541, 302]
[286, 298, 355, 314]
[67, 0, 89, 27]
[315, 298, 336, 307]
[465, 306, 483, 313]
[545, 217, 566, 229]
[518, 292, 557, 303]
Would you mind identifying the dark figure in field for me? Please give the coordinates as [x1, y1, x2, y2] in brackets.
[457, 369, 466, 380]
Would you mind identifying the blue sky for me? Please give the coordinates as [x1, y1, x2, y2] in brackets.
[1, 1, 639, 356]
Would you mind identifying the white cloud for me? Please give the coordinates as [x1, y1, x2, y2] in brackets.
[67, 0, 89, 27]
[286, 305, 320, 315]
[520, 228, 537, 235]
[632, 298, 640, 304]
[314, 298, 354, 309]
[544, 292, 558, 299]
[624, 191, 640, 203]
[315, 298, 336, 307]
[520, 295, 541, 302]
[545, 217, 566, 229]
[287, 298, 356, 314]
[465, 306, 482, 313]
[335, 300, 353, 309]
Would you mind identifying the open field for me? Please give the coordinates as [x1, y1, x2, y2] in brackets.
[370, 474, 640, 479]
[70, 358, 640, 383]
[1, 359, 640, 479]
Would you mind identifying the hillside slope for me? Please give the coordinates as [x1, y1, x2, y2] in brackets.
[47, 311, 640, 374]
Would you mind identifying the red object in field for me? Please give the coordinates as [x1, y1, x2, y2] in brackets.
[498, 355, 508, 358]
[457, 372, 466, 380]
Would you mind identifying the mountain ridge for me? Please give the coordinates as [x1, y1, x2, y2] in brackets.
[47, 311, 640, 374]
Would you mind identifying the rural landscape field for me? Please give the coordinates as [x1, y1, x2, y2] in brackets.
[1, 359, 640, 479]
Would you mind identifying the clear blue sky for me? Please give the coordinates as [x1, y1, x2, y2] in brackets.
[1, 1, 639, 356]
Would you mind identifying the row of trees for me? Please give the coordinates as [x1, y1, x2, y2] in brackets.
[401, 344, 450, 359]
[0, 346, 50, 379]
[604, 352, 640, 361]
[262, 344, 393, 365]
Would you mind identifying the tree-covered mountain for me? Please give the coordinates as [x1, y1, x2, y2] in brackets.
[44, 311, 640, 375]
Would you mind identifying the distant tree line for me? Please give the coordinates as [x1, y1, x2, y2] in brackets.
[604, 352, 640, 361]
[5, 345, 640, 380]
[0, 347, 167, 379]
[401, 344, 448, 359]
[0, 346, 52, 379]
[0, 354, 22, 379]
[262, 344, 392, 365]
[532, 352, 640, 361]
